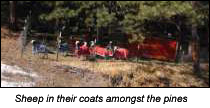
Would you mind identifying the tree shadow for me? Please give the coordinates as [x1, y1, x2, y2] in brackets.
[158, 77, 171, 87]
[193, 65, 209, 86]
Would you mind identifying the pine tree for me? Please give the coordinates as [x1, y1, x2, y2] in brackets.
[9, 1, 17, 31]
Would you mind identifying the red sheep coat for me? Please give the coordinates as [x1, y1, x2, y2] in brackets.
[114, 48, 129, 59]
[80, 45, 90, 55]
[91, 46, 113, 57]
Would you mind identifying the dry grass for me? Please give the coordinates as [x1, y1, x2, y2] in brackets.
[57, 56, 209, 87]
[1, 28, 209, 87]
[1, 28, 109, 87]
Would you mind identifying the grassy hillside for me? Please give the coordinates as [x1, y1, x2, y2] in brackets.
[1, 27, 209, 87]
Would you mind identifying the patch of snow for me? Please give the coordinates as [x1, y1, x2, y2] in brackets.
[1, 63, 38, 78]
[1, 62, 38, 87]
[1, 76, 10, 80]
[1, 81, 35, 87]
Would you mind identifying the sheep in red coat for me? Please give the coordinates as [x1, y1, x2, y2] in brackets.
[113, 46, 129, 59]
[80, 42, 90, 56]
[92, 46, 112, 57]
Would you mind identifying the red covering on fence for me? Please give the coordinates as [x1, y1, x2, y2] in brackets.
[127, 37, 177, 61]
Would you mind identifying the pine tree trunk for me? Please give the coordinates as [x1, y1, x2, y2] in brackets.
[175, 36, 182, 63]
[207, 23, 209, 61]
[108, 1, 112, 36]
[207, 23, 209, 51]
[175, 23, 182, 63]
[191, 1, 201, 73]
[191, 23, 200, 73]
[9, 1, 17, 31]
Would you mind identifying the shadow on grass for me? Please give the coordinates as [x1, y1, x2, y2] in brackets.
[125, 57, 181, 67]
[193, 67, 209, 87]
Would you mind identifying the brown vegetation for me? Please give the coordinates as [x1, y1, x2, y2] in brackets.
[1, 28, 209, 87]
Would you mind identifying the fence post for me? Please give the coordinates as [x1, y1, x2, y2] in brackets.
[20, 24, 27, 58]
[56, 31, 62, 61]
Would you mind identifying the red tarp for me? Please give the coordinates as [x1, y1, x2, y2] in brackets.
[127, 37, 177, 61]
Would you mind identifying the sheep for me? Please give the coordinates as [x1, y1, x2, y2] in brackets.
[31, 40, 48, 59]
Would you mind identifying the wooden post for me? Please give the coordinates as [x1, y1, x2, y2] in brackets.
[20, 27, 27, 58]
[56, 31, 62, 61]
[56, 19, 60, 61]
[56, 45, 59, 61]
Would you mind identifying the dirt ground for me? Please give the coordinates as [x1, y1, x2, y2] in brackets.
[1, 27, 209, 87]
